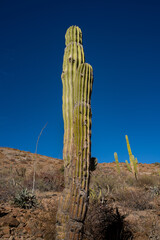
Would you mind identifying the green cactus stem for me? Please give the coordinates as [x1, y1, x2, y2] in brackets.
[56, 26, 93, 240]
[125, 135, 138, 180]
[125, 160, 132, 172]
[114, 152, 120, 174]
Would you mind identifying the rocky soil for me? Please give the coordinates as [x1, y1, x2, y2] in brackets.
[0, 147, 160, 239]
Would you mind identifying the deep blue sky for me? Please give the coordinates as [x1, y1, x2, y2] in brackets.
[0, 0, 160, 163]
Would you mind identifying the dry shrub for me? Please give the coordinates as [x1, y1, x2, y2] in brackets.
[89, 170, 158, 212]
[115, 189, 153, 211]
[0, 165, 64, 203]
[0, 167, 23, 202]
[90, 174, 116, 192]
[15, 167, 26, 178]
[24, 169, 64, 192]
[148, 216, 160, 239]
[154, 162, 160, 167]
[129, 215, 160, 239]
[89, 171, 127, 203]
[137, 174, 160, 188]
[0, 176, 19, 202]
[126, 174, 160, 188]
[84, 202, 133, 240]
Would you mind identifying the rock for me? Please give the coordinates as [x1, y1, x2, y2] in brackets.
[9, 217, 20, 227]
[1, 215, 20, 227]
[22, 229, 27, 234]
[2, 226, 10, 235]
[0, 210, 9, 218]
[9, 236, 15, 240]
[3, 234, 11, 239]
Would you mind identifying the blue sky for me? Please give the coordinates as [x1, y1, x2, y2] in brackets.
[0, 0, 160, 163]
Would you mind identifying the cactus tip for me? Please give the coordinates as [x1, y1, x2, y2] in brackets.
[65, 25, 82, 46]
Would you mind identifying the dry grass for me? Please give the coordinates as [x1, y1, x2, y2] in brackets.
[126, 174, 160, 188]
[90, 168, 160, 211]
[0, 165, 64, 203]
[114, 189, 153, 210]
[1, 148, 160, 240]
[25, 170, 64, 192]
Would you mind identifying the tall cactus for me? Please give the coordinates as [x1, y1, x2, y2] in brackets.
[125, 135, 138, 180]
[114, 152, 121, 174]
[56, 26, 93, 240]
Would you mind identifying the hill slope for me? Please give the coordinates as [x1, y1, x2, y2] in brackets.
[0, 147, 160, 239]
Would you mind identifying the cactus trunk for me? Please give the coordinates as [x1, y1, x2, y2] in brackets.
[56, 26, 93, 240]
[125, 135, 138, 180]
[114, 152, 120, 174]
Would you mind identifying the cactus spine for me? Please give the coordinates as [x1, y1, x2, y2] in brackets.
[125, 135, 138, 179]
[56, 26, 93, 240]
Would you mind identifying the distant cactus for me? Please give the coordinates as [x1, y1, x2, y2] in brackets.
[56, 26, 93, 240]
[125, 160, 132, 172]
[114, 152, 120, 174]
[125, 135, 138, 180]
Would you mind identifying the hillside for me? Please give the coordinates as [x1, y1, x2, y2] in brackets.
[0, 147, 160, 239]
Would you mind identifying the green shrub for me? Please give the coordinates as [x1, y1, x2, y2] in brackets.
[14, 188, 37, 209]
[150, 186, 160, 196]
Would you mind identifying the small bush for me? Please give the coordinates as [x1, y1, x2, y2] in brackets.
[35, 171, 64, 192]
[15, 167, 26, 178]
[137, 174, 160, 188]
[125, 174, 160, 190]
[24, 170, 64, 192]
[115, 189, 153, 211]
[59, 165, 64, 173]
[0, 174, 21, 202]
[14, 188, 37, 209]
[90, 174, 117, 198]
[84, 202, 133, 240]
[93, 174, 117, 191]
[150, 185, 160, 196]
[89, 171, 127, 203]
[154, 162, 160, 167]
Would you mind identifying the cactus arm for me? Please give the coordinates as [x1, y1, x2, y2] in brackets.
[125, 160, 132, 172]
[125, 135, 138, 180]
[132, 156, 138, 180]
[114, 152, 120, 174]
[130, 154, 135, 174]
[135, 157, 139, 173]
[125, 135, 132, 156]
[132, 156, 138, 174]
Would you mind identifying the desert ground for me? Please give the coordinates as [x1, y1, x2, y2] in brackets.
[0, 147, 160, 239]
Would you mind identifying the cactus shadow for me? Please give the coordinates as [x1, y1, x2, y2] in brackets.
[84, 202, 133, 240]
